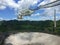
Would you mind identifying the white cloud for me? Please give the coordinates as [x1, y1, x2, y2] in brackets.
[0, 5, 6, 10]
[31, 13, 40, 16]
[0, 17, 4, 21]
[0, 0, 39, 10]
[17, 0, 39, 11]
[5, 0, 19, 9]
[0, 0, 19, 10]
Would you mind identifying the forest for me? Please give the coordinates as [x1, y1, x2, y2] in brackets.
[0, 20, 60, 35]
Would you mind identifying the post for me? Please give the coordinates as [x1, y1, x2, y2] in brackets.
[53, 9, 56, 33]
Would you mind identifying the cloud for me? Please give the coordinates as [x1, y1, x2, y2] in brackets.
[0, 0, 40, 10]
[0, 0, 19, 10]
[5, 0, 19, 9]
[0, 17, 4, 21]
[17, 0, 40, 11]
[31, 13, 40, 16]
[0, 5, 6, 10]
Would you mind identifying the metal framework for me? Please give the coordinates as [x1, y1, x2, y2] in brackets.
[17, 0, 60, 19]
[31, 0, 60, 10]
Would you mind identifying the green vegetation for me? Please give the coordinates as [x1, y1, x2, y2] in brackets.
[0, 20, 60, 35]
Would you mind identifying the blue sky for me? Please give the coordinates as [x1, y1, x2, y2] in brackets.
[0, 0, 60, 21]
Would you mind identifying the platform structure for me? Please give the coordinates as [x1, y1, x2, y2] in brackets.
[18, 0, 60, 32]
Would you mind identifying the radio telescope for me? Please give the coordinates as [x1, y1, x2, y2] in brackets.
[17, 0, 60, 19]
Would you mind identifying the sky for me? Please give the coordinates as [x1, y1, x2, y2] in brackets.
[0, 0, 60, 21]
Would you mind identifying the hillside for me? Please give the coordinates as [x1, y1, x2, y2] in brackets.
[0, 20, 60, 35]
